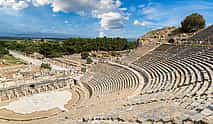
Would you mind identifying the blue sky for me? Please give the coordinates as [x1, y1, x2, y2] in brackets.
[0, 0, 213, 38]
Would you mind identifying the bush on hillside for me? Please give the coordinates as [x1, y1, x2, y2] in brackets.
[81, 52, 90, 59]
[0, 47, 9, 58]
[181, 13, 205, 33]
[86, 57, 93, 64]
[40, 63, 51, 70]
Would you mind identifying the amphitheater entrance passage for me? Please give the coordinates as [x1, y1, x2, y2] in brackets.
[29, 84, 35, 88]
[74, 79, 77, 85]
[168, 38, 175, 43]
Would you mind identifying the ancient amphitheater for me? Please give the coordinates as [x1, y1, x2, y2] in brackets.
[0, 43, 212, 124]
[0, 27, 213, 124]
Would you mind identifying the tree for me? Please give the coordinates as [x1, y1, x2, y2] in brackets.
[39, 42, 63, 58]
[25, 46, 36, 55]
[0, 47, 9, 58]
[81, 52, 90, 59]
[40, 63, 51, 70]
[86, 57, 93, 64]
[181, 13, 205, 33]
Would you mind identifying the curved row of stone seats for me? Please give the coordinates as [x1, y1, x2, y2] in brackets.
[81, 116, 210, 124]
[81, 117, 126, 123]
[81, 116, 197, 124]
[79, 44, 213, 124]
[77, 45, 213, 124]
[106, 92, 212, 123]
[86, 95, 212, 124]
[133, 44, 212, 94]
[124, 44, 213, 122]
[83, 63, 140, 97]
[147, 62, 208, 97]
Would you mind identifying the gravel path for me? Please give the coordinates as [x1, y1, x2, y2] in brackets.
[9, 51, 68, 71]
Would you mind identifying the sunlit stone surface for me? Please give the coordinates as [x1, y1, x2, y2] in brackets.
[2, 90, 72, 114]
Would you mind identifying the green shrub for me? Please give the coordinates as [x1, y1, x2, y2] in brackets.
[110, 51, 121, 56]
[81, 52, 90, 59]
[126, 42, 137, 49]
[0, 47, 9, 58]
[181, 13, 205, 33]
[40, 63, 51, 70]
[86, 57, 93, 64]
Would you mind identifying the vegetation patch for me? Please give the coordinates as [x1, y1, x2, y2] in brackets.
[40, 63, 51, 70]
[86, 57, 93, 64]
[181, 13, 205, 33]
[0, 37, 137, 58]
[0, 54, 24, 66]
[81, 52, 90, 59]
[0, 47, 9, 58]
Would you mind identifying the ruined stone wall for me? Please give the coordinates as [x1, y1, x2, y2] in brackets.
[0, 77, 74, 102]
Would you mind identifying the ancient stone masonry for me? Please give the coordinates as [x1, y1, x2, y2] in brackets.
[86, 44, 213, 124]
[190, 25, 213, 44]
[0, 43, 213, 124]
[0, 77, 74, 102]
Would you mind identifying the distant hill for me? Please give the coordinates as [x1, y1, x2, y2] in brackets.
[190, 25, 213, 41]
[0, 32, 81, 39]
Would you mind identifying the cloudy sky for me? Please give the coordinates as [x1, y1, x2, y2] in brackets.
[0, 0, 213, 38]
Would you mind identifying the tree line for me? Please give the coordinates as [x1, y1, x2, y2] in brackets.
[0, 37, 137, 58]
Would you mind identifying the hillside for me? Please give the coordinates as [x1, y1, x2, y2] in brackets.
[138, 27, 196, 45]
[138, 27, 176, 46]
[190, 25, 213, 41]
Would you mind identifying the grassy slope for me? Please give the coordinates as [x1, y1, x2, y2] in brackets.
[0, 54, 24, 66]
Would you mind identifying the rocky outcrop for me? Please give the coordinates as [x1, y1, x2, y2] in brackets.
[137, 27, 176, 46]
[138, 27, 197, 46]
[190, 25, 213, 42]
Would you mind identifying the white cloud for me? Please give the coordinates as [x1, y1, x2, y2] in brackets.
[133, 2, 180, 29]
[32, 0, 50, 7]
[92, 0, 128, 30]
[32, 0, 96, 12]
[0, 0, 128, 30]
[64, 20, 69, 24]
[137, 1, 213, 28]
[99, 32, 106, 37]
[13, 0, 28, 10]
[31, 0, 128, 30]
[140, 3, 161, 20]
[0, 0, 29, 10]
[98, 12, 127, 30]
[133, 20, 151, 27]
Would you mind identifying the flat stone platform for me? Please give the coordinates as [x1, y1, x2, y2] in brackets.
[0, 89, 79, 121]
